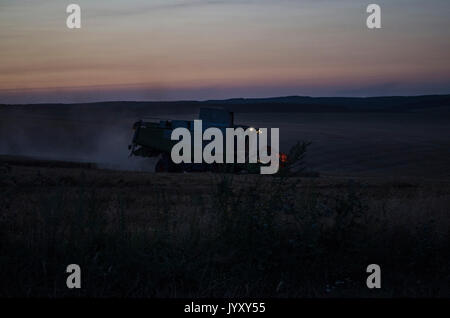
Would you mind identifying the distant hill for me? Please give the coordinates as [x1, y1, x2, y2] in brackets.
[206, 95, 450, 113]
[1, 94, 450, 115]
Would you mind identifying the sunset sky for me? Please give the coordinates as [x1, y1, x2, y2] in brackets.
[0, 0, 449, 103]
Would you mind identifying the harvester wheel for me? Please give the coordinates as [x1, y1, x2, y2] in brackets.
[155, 158, 168, 172]
[155, 153, 180, 173]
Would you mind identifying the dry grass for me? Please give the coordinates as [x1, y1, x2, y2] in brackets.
[1, 160, 450, 297]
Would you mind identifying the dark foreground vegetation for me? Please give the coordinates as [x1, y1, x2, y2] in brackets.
[1, 157, 450, 297]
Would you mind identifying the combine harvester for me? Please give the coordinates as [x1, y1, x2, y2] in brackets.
[128, 108, 286, 173]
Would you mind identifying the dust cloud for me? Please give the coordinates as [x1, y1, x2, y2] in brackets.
[0, 106, 159, 171]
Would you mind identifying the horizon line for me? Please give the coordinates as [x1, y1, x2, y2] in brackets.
[1, 93, 450, 106]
